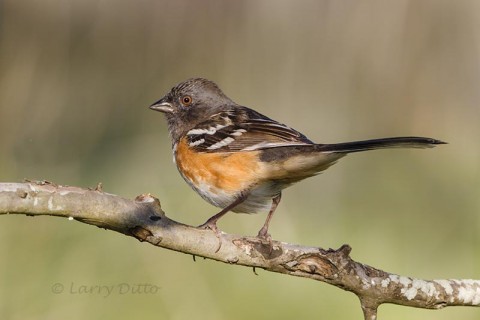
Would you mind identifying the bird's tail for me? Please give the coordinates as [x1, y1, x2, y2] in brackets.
[315, 137, 446, 153]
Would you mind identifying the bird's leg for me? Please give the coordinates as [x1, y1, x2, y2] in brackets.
[257, 193, 282, 240]
[198, 194, 248, 231]
[198, 193, 248, 252]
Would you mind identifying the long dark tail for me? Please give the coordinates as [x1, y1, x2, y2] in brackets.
[316, 136, 446, 153]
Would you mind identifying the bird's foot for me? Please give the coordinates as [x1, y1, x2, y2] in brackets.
[256, 226, 272, 242]
[256, 227, 273, 254]
[198, 219, 223, 253]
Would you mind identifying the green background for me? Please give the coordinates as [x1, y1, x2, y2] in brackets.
[1, 0, 479, 319]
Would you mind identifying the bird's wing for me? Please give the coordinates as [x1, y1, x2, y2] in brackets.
[186, 107, 314, 152]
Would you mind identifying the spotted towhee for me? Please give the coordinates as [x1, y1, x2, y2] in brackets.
[150, 78, 445, 239]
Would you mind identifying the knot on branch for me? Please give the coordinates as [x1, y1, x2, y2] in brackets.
[134, 193, 165, 221]
[282, 244, 354, 280]
[283, 252, 340, 279]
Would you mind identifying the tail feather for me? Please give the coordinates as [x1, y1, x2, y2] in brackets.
[316, 137, 446, 153]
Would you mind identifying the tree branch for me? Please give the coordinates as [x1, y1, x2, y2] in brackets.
[1, 181, 479, 319]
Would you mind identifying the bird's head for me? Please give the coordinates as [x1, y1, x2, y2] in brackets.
[150, 78, 235, 141]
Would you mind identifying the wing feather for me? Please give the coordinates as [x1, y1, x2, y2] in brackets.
[186, 107, 314, 152]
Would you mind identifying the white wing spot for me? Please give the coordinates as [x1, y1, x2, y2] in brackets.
[189, 138, 205, 147]
[230, 129, 246, 136]
[187, 124, 226, 136]
[241, 141, 310, 151]
[207, 137, 235, 150]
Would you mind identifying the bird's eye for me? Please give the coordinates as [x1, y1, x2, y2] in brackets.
[180, 95, 192, 106]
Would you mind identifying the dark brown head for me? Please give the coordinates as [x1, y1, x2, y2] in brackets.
[149, 78, 235, 142]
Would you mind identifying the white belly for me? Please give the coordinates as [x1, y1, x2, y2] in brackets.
[179, 171, 277, 214]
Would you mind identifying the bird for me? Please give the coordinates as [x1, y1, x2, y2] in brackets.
[149, 78, 445, 240]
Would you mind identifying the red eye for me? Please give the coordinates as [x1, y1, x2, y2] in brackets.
[181, 95, 192, 106]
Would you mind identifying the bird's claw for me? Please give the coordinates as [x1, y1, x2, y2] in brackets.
[198, 221, 223, 253]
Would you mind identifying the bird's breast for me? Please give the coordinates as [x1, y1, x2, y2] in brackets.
[174, 138, 267, 210]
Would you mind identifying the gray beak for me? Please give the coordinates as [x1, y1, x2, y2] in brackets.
[149, 100, 174, 113]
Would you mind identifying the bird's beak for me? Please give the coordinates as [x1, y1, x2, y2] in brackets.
[149, 100, 174, 114]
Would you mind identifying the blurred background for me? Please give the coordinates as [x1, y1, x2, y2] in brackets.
[1, 0, 479, 319]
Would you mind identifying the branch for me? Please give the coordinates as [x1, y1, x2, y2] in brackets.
[1, 181, 479, 319]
